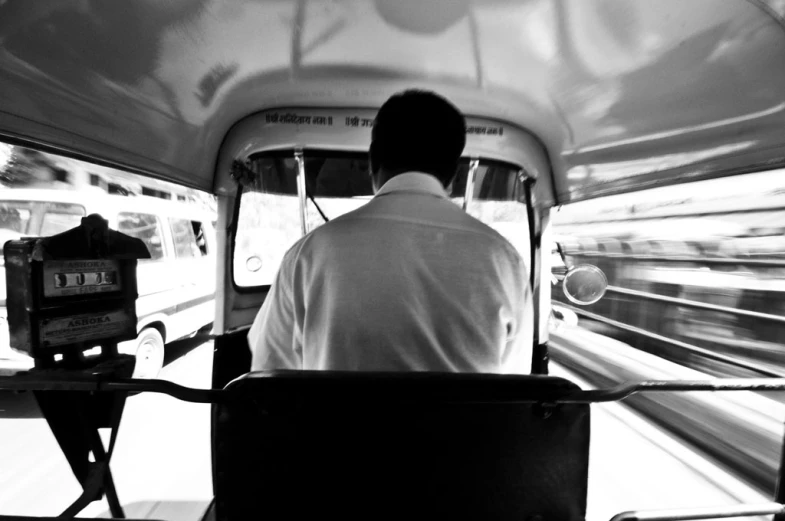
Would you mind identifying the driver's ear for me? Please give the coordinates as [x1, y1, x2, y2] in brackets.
[369, 142, 381, 175]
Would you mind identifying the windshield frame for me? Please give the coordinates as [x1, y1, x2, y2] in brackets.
[231, 149, 532, 292]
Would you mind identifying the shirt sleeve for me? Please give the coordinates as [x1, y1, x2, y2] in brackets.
[500, 261, 534, 374]
[247, 253, 303, 371]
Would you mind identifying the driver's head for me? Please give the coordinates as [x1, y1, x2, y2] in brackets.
[370, 90, 466, 189]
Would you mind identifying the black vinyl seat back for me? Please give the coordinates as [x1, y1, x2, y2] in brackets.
[213, 371, 590, 521]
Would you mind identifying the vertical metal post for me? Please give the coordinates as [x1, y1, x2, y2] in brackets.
[463, 157, 479, 211]
[294, 148, 308, 237]
[523, 174, 548, 374]
[775, 419, 785, 519]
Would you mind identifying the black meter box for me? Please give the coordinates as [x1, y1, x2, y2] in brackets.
[4, 214, 150, 361]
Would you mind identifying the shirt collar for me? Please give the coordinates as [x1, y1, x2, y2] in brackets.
[374, 172, 448, 199]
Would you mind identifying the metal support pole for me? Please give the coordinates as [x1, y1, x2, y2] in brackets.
[523, 175, 547, 374]
[463, 157, 479, 211]
[295, 148, 308, 236]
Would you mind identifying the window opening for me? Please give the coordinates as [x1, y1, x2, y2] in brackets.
[117, 213, 165, 261]
[191, 221, 209, 256]
[233, 150, 529, 288]
[53, 168, 69, 183]
[142, 187, 171, 200]
[40, 203, 86, 236]
[0, 202, 34, 235]
[170, 218, 201, 258]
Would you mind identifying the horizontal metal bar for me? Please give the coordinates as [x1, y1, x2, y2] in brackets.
[567, 252, 785, 267]
[556, 204, 785, 225]
[609, 502, 785, 521]
[605, 285, 785, 324]
[3, 375, 785, 405]
[0, 375, 222, 404]
[103, 380, 222, 403]
[563, 378, 785, 403]
[0, 517, 156, 521]
[552, 302, 783, 377]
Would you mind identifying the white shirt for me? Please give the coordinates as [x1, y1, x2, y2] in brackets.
[248, 172, 533, 373]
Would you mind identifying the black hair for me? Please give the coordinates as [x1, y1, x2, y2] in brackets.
[370, 90, 466, 186]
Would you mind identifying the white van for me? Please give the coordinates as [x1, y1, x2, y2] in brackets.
[0, 189, 216, 377]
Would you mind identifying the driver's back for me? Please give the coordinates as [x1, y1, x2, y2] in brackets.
[248, 171, 533, 374]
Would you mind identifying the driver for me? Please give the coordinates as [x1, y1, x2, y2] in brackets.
[248, 89, 533, 373]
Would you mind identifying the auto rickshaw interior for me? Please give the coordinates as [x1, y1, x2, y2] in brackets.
[4, 1, 785, 521]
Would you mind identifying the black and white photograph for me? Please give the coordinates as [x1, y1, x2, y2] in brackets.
[1, 1, 785, 520]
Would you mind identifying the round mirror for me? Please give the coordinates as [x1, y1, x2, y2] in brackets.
[562, 265, 607, 305]
[246, 256, 262, 272]
[376, 0, 469, 34]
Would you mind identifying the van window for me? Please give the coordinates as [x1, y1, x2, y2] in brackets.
[191, 221, 209, 255]
[170, 218, 201, 258]
[40, 203, 86, 236]
[0, 202, 33, 234]
[118, 212, 165, 261]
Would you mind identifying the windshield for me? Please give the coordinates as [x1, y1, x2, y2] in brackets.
[233, 151, 530, 287]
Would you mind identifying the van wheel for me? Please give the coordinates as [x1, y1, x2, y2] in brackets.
[132, 328, 165, 379]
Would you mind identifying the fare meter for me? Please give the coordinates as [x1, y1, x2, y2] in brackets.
[4, 213, 150, 367]
[2, 214, 151, 518]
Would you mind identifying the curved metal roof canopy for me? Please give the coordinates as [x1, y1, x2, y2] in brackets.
[1, 0, 785, 203]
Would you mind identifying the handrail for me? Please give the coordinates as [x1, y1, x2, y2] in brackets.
[2, 374, 785, 404]
[549, 302, 783, 377]
[0, 375, 222, 403]
[609, 502, 785, 521]
[562, 378, 785, 403]
[0, 517, 165, 521]
[552, 273, 785, 325]
[606, 285, 785, 324]
[565, 251, 785, 267]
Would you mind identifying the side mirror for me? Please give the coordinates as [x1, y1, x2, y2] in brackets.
[246, 255, 263, 272]
[562, 264, 607, 305]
